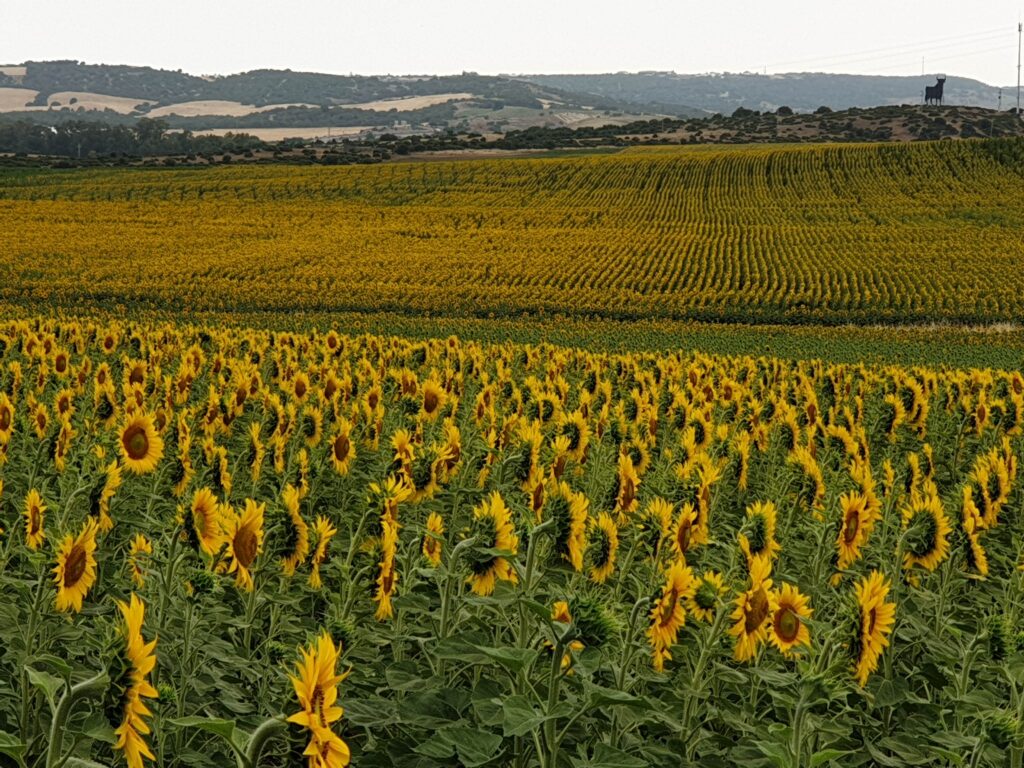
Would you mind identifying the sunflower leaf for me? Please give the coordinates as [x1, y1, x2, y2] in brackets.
[476, 645, 539, 674]
[810, 749, 854, 767]
[0, 732, 27, 768]
[25, 665, 64, 711]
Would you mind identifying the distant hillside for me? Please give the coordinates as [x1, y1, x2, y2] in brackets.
[0, 61, 701, 134]
[517, 72, 1009, 113]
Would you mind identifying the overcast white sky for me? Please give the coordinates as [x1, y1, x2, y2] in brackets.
[5, 0, 1023, 85]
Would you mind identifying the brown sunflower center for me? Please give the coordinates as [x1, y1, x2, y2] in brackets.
[64, 544, 88, 586]
[843, 508, 861, 544]
[423, 390, 439, 414]
[294, 379, 307, 399]
[676, 519, 691, 554]
[333, 434, 350, 462]
[0, 406, 10, 431]
[866, 606, 877, 636]
[234, 526, 258, 567]
[123, 425, 150, 460]
[28, 504, 41, 534]
[775, 606, 800, 642]
[744, 587, 770, 633]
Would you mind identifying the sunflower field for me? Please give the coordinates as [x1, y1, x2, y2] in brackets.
[0, 316, 1023, 768]
[1, 137, 1024, 326]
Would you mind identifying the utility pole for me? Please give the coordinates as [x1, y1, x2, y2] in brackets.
[1018, 22, 1022, 117]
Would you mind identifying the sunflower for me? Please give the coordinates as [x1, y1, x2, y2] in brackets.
[225, 500, 265, 592]
[853, 570, 896, 687]
[309, 515, 337, 589]
[90, 460, 122, 532]
[586, 512, 618, 583]
[901, 494, 951, 573]
[647, 559, 694, 671]
[836, 491, 869, 573]
[637, 497, 674, 560]
[558, 410, 590, 462]
[686, 571, 727, 623]
[24, 488, 46, 550]
[280, 484, 310, 577]
[53, 518, 99, 613]
[300, 405, 324, 447]
[287, 631, 351, 768]
[729, 554, 778, 662]
[374, 516, 399, 621]
[961, 486, 988, 578]
[119, 413, 164, 475]
[613, 452, 640, 523]
[422, 512, 444, 567]
[739, 501, 781, 568]
[290, 372, 311, 405]
[32, 401, 49, 440]
[671, 502, 697, 560]
[329, 418, 356, 476]
[184, 487, 224, 557]
[111, 594, 158, 768]
[247, 422, 265, 483]
[128, 534, 153, 588]
[769, 583, 813, 657]
[546, 481, 589, 571]
[0, 392, 15, 442]
[421, 378, 446, 421]
[436, 421, 463, 482]
[549, 601, 586, 671]
[466, 491, 519, 596]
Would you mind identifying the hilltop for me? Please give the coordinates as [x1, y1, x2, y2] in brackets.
[0, 61, 696, 136]
[519, 72, 1012, 113]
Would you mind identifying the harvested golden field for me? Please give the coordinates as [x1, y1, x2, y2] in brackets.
[1, 139, 1023, 325]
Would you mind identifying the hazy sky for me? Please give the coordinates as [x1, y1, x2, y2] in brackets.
[6, 0, 1023, 85]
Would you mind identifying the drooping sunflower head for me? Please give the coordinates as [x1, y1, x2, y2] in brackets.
[187, 487, 224, 557]
[277, 484, 310, 578]
[901, 494, 951, 574]
[586, 512, 619, 584]
[309, 515, 338, 590]
[546, 481, 589, 572]
[106, 593, 158, 768]
[739, 500, 780, 566]
[852, 570, 896, 687]
[119, 413, 164, 475]
[671, 502, 697, 560]
[686, 570, 726, 622]
[422, 512, 444, 567]
[467, 492, 518, 596]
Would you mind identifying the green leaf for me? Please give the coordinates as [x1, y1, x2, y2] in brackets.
[476, 646, 539, 674]
[63, 759, 110, 768]
[412, 731, 456, 760]
[584, 684, 646, 711]
[168, 716, 245, 752]
[445, 726, 503, 768]
[585, 743, 648, 768]
[753, 740, 792, 768]
[0, 731, 27, 768]
[25, 665, 64, 710]
[501, 695, 548, 737]
[811, 749, 853, 767]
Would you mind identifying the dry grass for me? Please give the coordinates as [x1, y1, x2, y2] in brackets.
[343, 93, 473, 111]
[147, 100, 315, 117]
[0, 87, 37, 111]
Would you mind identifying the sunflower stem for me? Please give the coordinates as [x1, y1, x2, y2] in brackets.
[44, 670, 109, 768]
[544, 635, 567, 768]
[242, 716, 287, 768]
[438, 536, 477, 681]
[19, 569, 47, 742]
